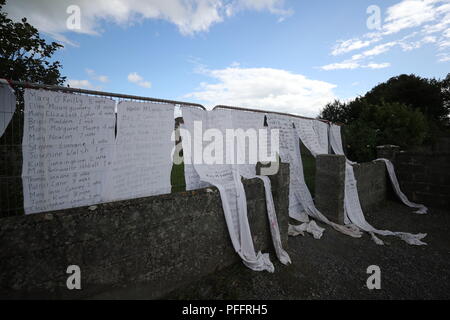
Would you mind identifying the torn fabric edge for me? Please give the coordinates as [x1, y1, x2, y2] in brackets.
[0, 79, 16, 138]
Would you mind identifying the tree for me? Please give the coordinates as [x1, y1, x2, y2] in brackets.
[0, 0, 65, 144]
[0, 0, 65, 85]
[319, 97, 370, 125]
[364, 74, 449, 124]
[319, 73, 449, 161]
[342, 101, 427, 162]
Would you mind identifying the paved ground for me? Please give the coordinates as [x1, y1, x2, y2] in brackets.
[165, 201, 450, 299]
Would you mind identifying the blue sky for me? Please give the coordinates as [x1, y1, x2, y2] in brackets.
[4, 0, 450, 116]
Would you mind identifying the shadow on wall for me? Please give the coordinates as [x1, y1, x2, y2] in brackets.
[0, 164, 291, 299]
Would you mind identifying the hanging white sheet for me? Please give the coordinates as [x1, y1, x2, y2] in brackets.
[182, 107, 274, 272]
[375, 158, 428, 214]
[229, 109, 291, 265]
[104, 101, 174, 202]
[266, 114, 332, 239]
[313, 119, 329, 154]
[291, 117, 362, 238]
[266, 114, 309, 223]
[22, 89, 116, 214]
[181, 120, 210, 191]
[329, 124, 427, 245]
[0, 79, 15, 137]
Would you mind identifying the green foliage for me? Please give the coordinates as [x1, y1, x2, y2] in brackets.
[300, 142, 316, 196]
[343, 121, 378, 163]
[342, 101, 427, 162]
[0, 0, 65, 85]
[319, 73, 449, 162]
[364, 74, 448, 124]
[0, 0, 66, 144]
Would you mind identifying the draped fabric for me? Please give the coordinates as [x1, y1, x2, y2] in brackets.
[181, 107, 275, 272]
[266, 114, 361, 239]
[329, 124, 427, 246]
[0, 79, 15, 137]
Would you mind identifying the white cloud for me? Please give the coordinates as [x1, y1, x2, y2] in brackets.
[127, 72, 143, 83]
[186, 66, 338, 117]
[85, 68, 109, 82]
[66, 79, 93, 89]
[235, 0, 293, 18]
[383, 0, 438, 35]
[4, 0, 292, 44]
[321, 62, 360, 71]
[97, 75, 109, 83]
[326, 0, 450, 67]
[361, 42, 397, 57]
[437, 52, 450, 62]
[320, 61, 390, 71]
[332, 38, 381, 56]
[127, 72, 152, 88]
[366, 62, 391, 69]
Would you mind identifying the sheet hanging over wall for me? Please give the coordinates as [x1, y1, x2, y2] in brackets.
[266, 115, 361, 238]
[183, 162, 210, 190]
[294, 118, 328, 156]
[292, 117, 362, 238]
[266, 114, 309, 223]
[229, 109, 291, 265]
[22, 89, 116, 214]
[266, 114, 329, 239]
[0, 79, 16, 137]
[375, 158, 428, 214]
[313, 120, 329, 154]
[182, 107, 274, 272]
[329, 124, 427, 245]
[181, 117, 210, 191]
[105, 101, 174, 201]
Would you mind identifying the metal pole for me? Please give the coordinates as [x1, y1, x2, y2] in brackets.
[7, 80, 207, 110]
[212, 104, 337, 125]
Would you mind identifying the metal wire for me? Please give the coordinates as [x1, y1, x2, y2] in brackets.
[213, 104, 341, 125]
[8, 80, 207, 110]
[0, 81, 206, 217]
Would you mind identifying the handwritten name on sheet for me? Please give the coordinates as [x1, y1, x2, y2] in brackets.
[22, 89, 115, 214]
[105, 101, 175, 201]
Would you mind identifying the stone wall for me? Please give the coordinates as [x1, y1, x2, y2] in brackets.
[377, 144, 450, 210]
[315, 154, 388, 224]
[393, 152, 450, 209]
[315, 154, 346, 224]
[353, 161, 388, 212]
[0, 164, 290, 300]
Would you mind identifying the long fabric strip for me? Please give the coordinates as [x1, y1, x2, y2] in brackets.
[229, 109, 291, 265]
[0, 79, 16, 137]
[375, 158, 428, 214]
[291, 117, 362, 238]
[329, 124, 427, 246]
[266, 114, 361, 239]
[182, 107, 274, 272]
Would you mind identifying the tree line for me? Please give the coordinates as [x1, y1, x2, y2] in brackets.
[319, 74, 450, 162]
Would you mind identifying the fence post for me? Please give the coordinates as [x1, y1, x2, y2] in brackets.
[315, 154, 346, 224]
[376, 145, 400, 162]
